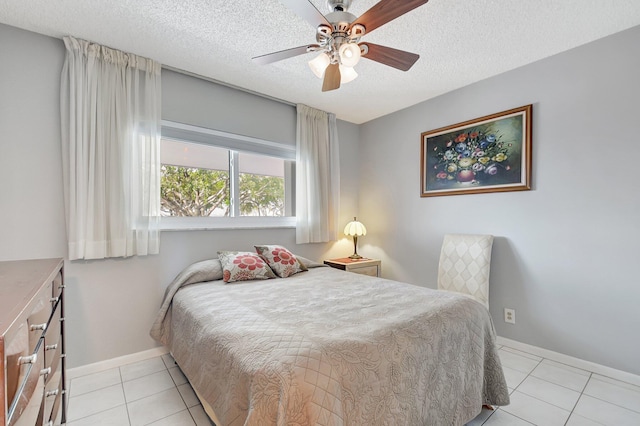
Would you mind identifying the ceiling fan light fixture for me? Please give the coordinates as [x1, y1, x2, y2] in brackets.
[338, 42, 361, 67]
[339, 65, 358, 84]
[253, 0, 429, 92]
[308, 52, 330, 78]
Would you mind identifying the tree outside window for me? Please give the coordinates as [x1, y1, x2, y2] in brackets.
[160, 139, 287, 217]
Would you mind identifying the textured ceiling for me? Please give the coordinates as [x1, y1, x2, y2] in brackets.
[2, 0, 640, 123]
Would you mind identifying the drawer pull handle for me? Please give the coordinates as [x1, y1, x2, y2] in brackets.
[30, 323, 47, 331]
[50, 297, 59, 303]
[18, 354, 37, 364]
[46, 343, 59, 351]
[40, 367, 52, 376]
[45, 389, 59, 397]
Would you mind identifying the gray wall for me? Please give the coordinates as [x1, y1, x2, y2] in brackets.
[358, 25, 640, 375]
[0, 23, 360, 368]
[162, 69, 296, 146]
[0, 25, 67, 259]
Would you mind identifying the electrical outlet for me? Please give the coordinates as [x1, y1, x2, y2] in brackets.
[504, 308, 516, 324]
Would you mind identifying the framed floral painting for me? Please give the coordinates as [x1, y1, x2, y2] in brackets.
[420, 105, 532, 197]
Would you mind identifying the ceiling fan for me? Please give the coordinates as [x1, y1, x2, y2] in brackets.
[252, 0, 429, 92]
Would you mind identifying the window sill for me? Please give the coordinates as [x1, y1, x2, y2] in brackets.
[160, 216, 296, 231]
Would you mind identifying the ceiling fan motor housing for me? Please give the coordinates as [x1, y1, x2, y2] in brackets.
[316, 10, 365, 63]
[316, 9, 364, 65]
[326, 11, 357, 34]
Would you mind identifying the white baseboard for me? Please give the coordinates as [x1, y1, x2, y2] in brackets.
[66, 346, 169, 380]
[497, 336, 640, 387]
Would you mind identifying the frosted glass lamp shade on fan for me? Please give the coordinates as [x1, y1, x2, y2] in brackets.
[344, 217, 367, 259]
[309, 53, 358, 84]
[309, 53, 330, 78]
[338, 43, 361, 67]
[339, 66, 358, 84]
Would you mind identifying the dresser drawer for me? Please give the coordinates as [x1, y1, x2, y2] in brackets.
[46, 386, 63, 426]
[26, 284, 53, 354]
[7, 343, 45, 426]
[41, 363, 62, 425]
[4, 325, 30, 409]
[52, 272, 64, 301]
[43, 302, 62, 373]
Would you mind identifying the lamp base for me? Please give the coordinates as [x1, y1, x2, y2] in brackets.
[349, 235, 362, 260]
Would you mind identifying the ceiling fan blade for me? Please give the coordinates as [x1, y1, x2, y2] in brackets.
[360, 42, 419, 71]
[279, 0, 332, 28]
[352, 0, 429, 35]
[252, 45, 319, 65]
[322, 63, 341, 92]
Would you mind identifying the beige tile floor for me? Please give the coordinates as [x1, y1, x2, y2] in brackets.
[67, 353, 214, 425]
[66, 345, 640, 425]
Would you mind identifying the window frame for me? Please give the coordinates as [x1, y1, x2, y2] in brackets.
[160, 120, 296, 231]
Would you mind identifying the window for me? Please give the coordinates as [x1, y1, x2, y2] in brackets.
[161, 140, 230, 217]
[237, 152, 286, 217]
[160, 121, 296, 230]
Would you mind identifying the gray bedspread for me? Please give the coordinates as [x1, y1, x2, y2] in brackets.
[150, 261, 509, 426]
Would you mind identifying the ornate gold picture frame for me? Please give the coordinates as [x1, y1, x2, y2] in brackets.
[421, 105, 532, 197]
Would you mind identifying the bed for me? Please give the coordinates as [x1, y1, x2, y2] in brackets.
[150, 256, 509, 425]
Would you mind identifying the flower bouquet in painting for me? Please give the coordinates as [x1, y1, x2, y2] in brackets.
[434, 129, 514, 184]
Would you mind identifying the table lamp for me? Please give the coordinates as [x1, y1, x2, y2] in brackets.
[344, 217, 367, 259]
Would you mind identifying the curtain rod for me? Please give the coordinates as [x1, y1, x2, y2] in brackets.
[161, 65, 296, 108]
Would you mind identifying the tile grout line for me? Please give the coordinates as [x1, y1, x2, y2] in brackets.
[589, 372, 640, 389]
[502, 348, 627, 426]
[578, 385, 640, 417]
[562, 370, 640, 424]
[160, 355, 206, 425]
[499, 354, 543, 426]
[66, 376, 127, 425]
[68, 359, 173, 425]
[67, 403, 130, 425]
[480, 350, 544, 426]
[563, 372, 592, 426]
[168, 364, 199, 425]
[120, 365, 133, 426]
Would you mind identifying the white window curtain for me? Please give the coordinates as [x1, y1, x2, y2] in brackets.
[60, 36, 161, 260]
[295, 104, 340, 243]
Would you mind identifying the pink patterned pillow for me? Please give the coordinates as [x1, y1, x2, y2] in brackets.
[254, 245, 307, 278]
[217, 251, 276, 283]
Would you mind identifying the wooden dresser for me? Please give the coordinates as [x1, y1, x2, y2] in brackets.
[0, 259, 66, 426]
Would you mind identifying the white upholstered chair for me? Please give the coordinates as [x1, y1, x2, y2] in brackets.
[437, 234, 494, 309]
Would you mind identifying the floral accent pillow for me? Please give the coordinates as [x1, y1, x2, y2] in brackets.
[217, 251, 276, 283]
[254, 245, 308, 278]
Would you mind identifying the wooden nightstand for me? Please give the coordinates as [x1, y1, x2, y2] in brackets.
[323, 258, 381, 277]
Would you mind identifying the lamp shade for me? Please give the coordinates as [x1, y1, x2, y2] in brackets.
[338, 43, 361, 67]
[308, 53, 330, 78]
[344, 217, 366, 236]
[339, 65, 358, 84]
